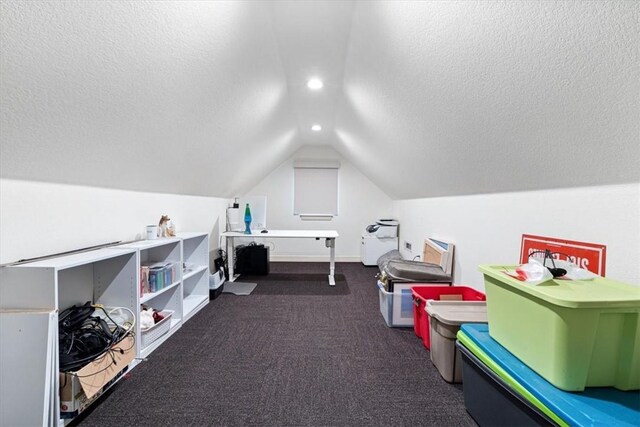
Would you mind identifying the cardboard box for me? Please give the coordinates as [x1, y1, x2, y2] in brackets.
[440, 294, 463, 301]
[59, 336, 135, 416]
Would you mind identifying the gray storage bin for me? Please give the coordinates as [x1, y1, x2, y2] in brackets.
[377, 251, 452, 292]
[376, 249, 403, 271]
[384, 259, 452, 283]
[426, 301, 487, 383]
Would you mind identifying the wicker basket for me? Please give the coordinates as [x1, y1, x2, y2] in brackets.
[140, 310, 174, 348]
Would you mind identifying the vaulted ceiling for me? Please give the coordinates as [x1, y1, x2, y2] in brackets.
[1, 1, 638, 199]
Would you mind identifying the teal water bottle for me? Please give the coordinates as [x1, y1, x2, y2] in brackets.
[244, 203, 252, 234]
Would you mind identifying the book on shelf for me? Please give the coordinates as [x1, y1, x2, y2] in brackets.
[142, 262, 178, 294]
[140, 266, 150, 297]
[163, 266, 172, 287]
[148, 267, 163, 292]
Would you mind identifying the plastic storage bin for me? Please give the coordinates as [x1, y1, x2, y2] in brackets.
[456, 342, 557, 427]
[425, 300, 487, 382]
[458, 323, 640, 427]
[412, 285, 485, 348]
[210, 283, 224, 300]
[209, 270, 225, 300]
[381, 260, 452, 292]
[377, 281, 415, 327]
[479, 265, 640, 391]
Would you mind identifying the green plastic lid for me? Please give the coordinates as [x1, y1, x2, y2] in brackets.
[478, 265, 640, 309]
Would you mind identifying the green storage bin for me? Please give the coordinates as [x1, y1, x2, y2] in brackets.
[478, 265, 640, 391]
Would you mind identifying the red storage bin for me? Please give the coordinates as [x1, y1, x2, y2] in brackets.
[412, 286, 485, 349]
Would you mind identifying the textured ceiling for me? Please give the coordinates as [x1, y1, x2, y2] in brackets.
[1, 1, 639, 199]
[335, 1, 640, 198]
[1, 1, 299, 197]
[271, 1, 354, 146]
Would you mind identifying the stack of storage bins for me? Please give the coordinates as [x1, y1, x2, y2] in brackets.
[457, 324, 640, 426]
[455, 265, 640, 426]
[409, 285, 487, 383]
[426, 300, 487, 383]
[377, 277, 453, 327]
[412, 286, 485, 349]
[377, 278, 453, 328]
[377, 238, 455, 328]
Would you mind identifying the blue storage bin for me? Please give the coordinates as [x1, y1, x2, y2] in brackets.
[459, 324, 640, 427]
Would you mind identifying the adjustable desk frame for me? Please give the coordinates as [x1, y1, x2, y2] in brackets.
[222, 230, 339, 286]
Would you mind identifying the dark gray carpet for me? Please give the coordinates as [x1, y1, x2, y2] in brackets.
[77, 262, 475, 426]
[251, 272, 350, 295]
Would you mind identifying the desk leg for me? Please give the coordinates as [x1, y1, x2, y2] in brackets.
[326, 238, 336, 286]
[226, 236, 239, 282]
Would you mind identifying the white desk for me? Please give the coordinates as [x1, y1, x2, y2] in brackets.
[222, 230, 339, 286]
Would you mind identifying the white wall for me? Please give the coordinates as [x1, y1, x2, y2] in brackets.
[0, 179, 228, 266]
[393, 183, 640, 289]
[242, 146, 393, 261]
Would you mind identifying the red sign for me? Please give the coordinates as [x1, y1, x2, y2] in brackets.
[519, 234, 607, 276]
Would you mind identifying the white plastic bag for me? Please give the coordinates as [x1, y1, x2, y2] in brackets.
[504, 258, 598, 284]
[551, 259, 598, 281]
[504, 259, 552, 284]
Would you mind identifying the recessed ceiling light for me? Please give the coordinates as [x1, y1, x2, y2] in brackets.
[307, 78, 323, 90]
[311, 125, 322, 132]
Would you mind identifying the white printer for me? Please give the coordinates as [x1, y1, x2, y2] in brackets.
[365, 219, 399, 238]
[361, 219, 399, 266]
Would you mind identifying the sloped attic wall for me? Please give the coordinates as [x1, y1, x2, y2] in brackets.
[0, 1, 298, 197]
[0, 2, 297, 262]
[334, 1, 639, 198]
[2, 1, 638, 272]
[336, 2, 639, 287]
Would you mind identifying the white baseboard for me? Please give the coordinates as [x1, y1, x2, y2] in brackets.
[270, 255, 361, 263]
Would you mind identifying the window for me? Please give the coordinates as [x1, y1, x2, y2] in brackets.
[293, 159, 339, 217]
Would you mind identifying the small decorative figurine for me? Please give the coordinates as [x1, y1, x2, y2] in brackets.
[158, 215, 176, 237]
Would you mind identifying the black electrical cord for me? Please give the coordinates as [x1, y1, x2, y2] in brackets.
[60, 321, 116, 371]
[59, 303, 133, 372]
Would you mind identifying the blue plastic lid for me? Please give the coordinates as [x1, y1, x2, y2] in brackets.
[460, 323, 640, 427]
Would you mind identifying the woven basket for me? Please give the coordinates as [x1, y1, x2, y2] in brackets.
[140, 310, 174, 348]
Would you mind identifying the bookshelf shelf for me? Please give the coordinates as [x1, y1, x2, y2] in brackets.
[0, 248, 138, 426]
[183, 265, 208, 281]
[0, 232, 210, 424]
[178, 232, 210, 321]
[140, 280, 181, 304]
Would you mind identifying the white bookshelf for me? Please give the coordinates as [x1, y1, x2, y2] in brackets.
[0, 233, 210, 424]
[116, 238, 183, 359]
[0, 247, 138, 426]
[177, 232, 210, 322]
[1, 309, 57, 427]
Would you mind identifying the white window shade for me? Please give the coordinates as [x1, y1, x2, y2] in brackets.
[293, 161, 339, 216]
